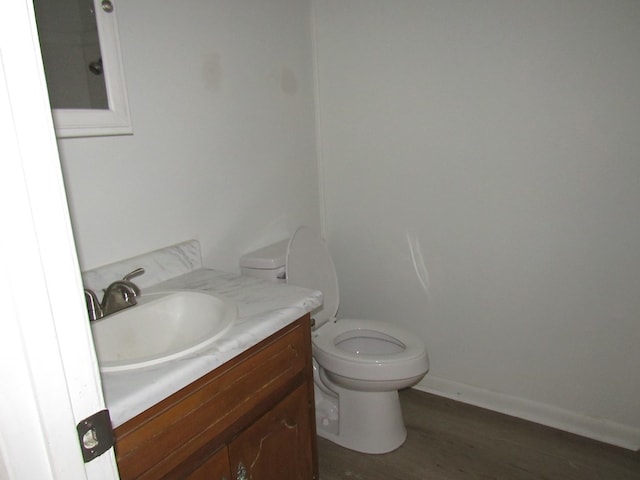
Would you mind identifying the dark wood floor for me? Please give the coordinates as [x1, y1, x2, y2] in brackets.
[317, 389, 640, 480]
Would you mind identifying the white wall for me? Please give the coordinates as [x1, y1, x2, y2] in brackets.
[53, 0, 640, 450]
[58, 0, 321, 272]
[313, 0, 640, 448]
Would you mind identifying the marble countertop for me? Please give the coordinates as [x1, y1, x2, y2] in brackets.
[100, 268, 322, 428]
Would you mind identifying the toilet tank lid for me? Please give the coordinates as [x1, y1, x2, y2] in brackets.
[239, 239, 288, 270]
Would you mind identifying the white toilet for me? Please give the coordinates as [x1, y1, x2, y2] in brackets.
[239, 226, 429, 454]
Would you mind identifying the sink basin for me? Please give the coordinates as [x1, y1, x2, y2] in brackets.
[91, 290, 237, 373]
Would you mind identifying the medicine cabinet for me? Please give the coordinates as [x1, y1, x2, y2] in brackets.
[33, 0, 132, 138]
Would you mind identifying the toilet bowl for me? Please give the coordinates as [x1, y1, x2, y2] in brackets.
[313, 318, 429, 391]
[239, 226, 429, 454]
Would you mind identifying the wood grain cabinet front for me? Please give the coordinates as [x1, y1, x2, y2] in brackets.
[113, 315, 318, 480]
[229, 383, 313, 479]
[184, 447, 230, 480]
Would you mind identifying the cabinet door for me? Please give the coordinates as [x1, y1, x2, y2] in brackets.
[185, 447, 231, 480]
[229, 384, 313, 480]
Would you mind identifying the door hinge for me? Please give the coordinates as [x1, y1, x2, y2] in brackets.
[76, 409, 114, 462]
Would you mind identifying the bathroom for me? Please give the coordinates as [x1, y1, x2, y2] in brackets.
[3, 0, 640, 477]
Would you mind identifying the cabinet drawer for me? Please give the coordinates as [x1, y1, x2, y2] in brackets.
[114, 318, 310, 480]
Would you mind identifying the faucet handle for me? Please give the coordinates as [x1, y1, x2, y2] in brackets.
[84, 289, 104, 321]
[123, 267, 145, 282]
[116, 267, 145, 298]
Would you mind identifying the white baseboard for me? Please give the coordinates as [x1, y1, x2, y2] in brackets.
[414, 375, 640, 451]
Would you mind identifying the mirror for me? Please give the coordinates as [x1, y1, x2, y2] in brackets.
[33, 0, 132, 138]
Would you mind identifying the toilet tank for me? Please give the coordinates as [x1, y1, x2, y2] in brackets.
[239, 239, 288, 283]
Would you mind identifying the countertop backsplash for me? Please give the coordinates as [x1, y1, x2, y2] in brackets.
[82, 239, 203, 293]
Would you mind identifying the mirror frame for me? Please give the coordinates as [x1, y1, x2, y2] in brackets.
[52, 0, 132, 138]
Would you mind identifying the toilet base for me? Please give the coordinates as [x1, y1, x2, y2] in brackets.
[315, 384, 407, 454]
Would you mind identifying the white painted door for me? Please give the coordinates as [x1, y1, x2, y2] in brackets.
[0, 1, 119, 479]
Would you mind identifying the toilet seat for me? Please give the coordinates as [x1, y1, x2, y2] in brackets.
[313, 319, 428, 382]
[286, 226, 339, 327]
[287, 226, 428, 382]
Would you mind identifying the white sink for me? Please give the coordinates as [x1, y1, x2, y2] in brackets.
[91, 290, 237, 373]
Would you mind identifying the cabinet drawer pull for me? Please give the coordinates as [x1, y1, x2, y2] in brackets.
[236, 461, 247, 480]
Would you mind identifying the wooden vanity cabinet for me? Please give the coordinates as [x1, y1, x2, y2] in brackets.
[113, 315, 318, 480]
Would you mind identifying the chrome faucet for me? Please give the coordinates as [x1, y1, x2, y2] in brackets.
[84, 267, 145, 320]
[101, 280, 139, 316]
